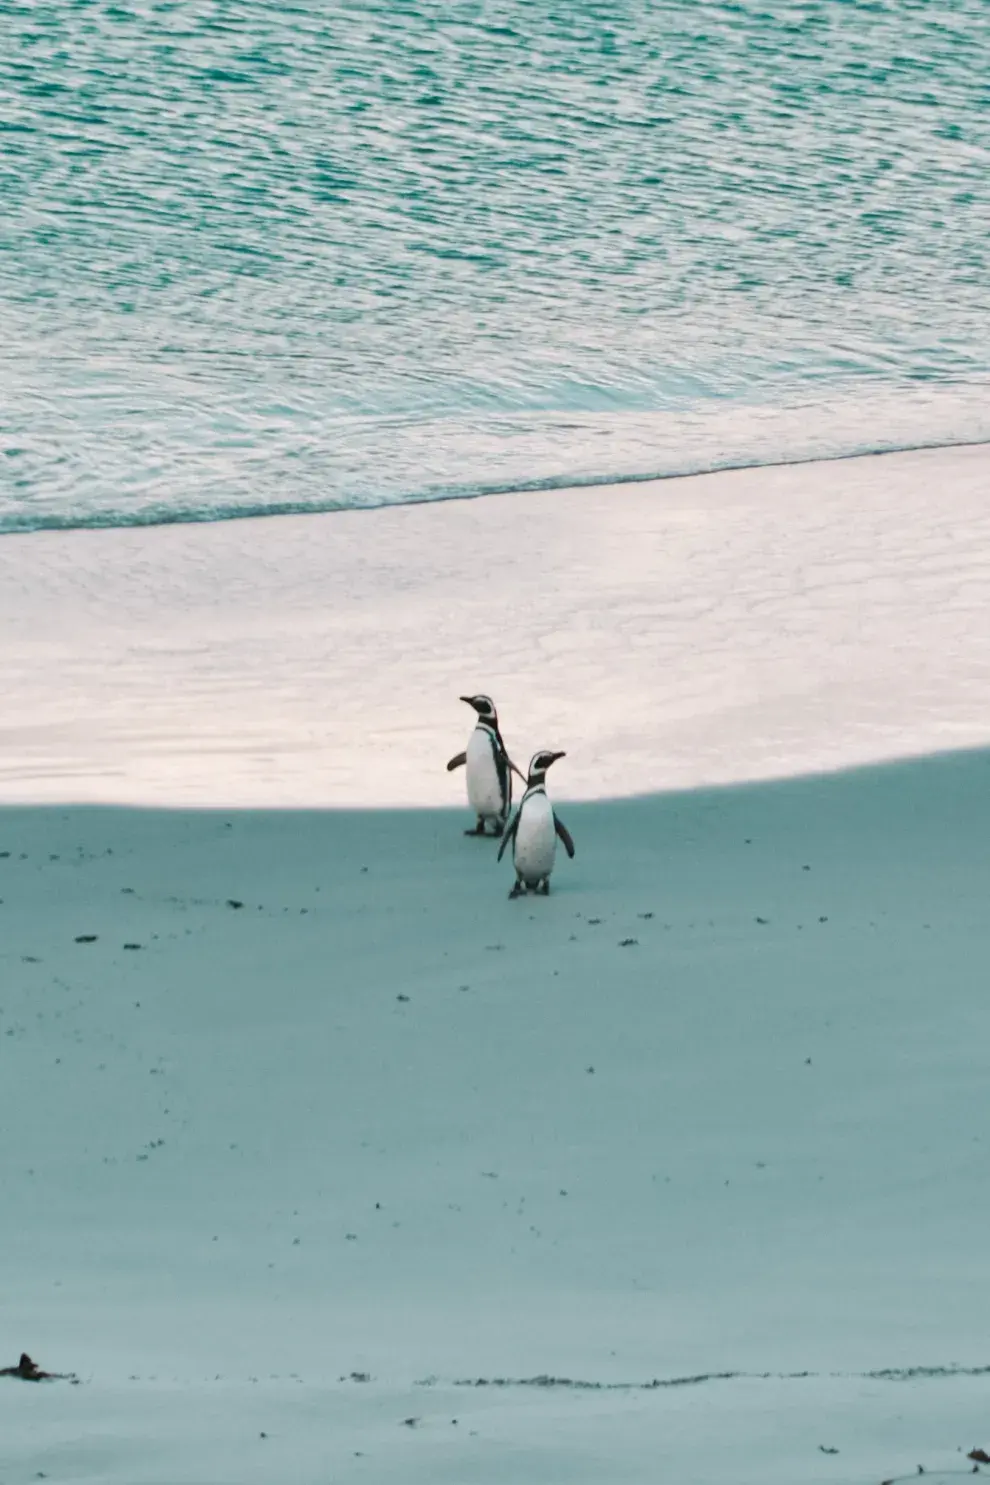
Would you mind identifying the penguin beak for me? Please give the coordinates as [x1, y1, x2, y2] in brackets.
[547, 751, 567, 767]
[459, 695, 480, 710]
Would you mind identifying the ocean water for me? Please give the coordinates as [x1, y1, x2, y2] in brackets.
[1, 0, 988, 532]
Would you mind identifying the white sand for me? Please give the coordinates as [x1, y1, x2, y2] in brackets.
[1, 443, 989, 805]
[3, 446, 990, 1483]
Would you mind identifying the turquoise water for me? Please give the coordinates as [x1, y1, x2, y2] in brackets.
[2, 0, 988, 531]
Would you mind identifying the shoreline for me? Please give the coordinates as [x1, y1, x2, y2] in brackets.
[4, 430, 989, 538]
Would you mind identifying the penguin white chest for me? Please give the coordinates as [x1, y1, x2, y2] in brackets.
[465, 727, 505, 818]
[514, 790, 557, 883]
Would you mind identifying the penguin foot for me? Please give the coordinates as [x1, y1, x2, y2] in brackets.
[492, 823, 505, 838]
[537, 880, 551, 896]
[464, 820, 488, 836]
[508, 881, 525, 899]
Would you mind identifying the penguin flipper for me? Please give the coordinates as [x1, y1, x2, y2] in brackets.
[497, 812, 520, 863]
[446, 752, 467, 772]
[554, 814, 576, 858]
[492, 736, 512, 809]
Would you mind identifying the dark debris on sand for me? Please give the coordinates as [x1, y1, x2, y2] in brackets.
[1, 1353, 78, 1384]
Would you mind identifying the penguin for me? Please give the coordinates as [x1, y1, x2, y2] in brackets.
[446, 694, 522, 836]
[498, 749, 575, 896]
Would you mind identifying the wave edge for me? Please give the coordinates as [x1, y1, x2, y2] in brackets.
[2, 433, 988, 537]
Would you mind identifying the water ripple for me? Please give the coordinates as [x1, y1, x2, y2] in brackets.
[2, 0, 988, 529]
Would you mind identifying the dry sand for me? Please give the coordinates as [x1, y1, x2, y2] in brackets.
[1, 443, 989, 806]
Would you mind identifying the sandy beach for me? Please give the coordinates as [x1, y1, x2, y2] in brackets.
[3, 445, 990, 1484]
[2, 443, 989, 807]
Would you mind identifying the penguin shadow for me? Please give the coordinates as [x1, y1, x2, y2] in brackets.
[448, 696, 576, 900]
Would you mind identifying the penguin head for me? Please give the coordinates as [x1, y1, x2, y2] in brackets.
[527, 749, 566, 784]
[460, 694, 497, 724]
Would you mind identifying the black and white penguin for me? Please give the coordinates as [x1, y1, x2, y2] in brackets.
[446, 694, 520, 836]
[498, 749, 575, 896]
